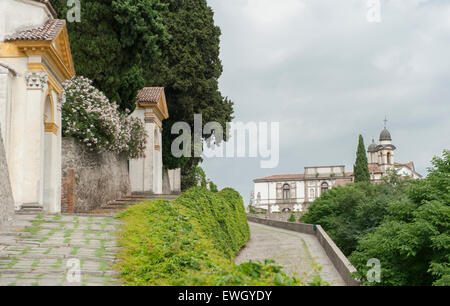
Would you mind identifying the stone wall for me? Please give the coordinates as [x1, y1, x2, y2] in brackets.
[0, 126, 13, 226]
[248, 211, 304, 222]
[247, 215, 361, 286]
[61, 137, 131, 213]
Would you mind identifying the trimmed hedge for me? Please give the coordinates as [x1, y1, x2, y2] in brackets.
[116, 187, 301, 285]
[175, 187, 249, 259]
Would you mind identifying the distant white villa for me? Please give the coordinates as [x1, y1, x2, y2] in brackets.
[251, 125, 422, 213]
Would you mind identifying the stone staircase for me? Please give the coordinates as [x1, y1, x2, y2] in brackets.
[88, 193, 180, 216]
[16, 203, 44, 215]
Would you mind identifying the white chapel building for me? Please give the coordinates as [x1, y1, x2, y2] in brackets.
[252, 125, 422, 213]
[0, 0, 75, 214]
[0, 1, 180, 219]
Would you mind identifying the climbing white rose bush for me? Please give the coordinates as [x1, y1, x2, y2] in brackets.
[61, 76, 147, 159]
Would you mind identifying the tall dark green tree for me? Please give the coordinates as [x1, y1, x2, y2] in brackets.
[146, 0, 234, 189]
[353, 135, 370, 183]
[51, 0, 169, 111]
[52, 0, 234, 189]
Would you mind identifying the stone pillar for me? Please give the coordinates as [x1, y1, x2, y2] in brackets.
[21, 71, 47, 207]
[168, 168, 181, 193]
[129, 109, 163, 194]
[0, 125, 14, 226]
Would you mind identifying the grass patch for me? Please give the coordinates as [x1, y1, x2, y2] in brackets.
[24, 227, 41, 235]
[70, 247, 80, 256]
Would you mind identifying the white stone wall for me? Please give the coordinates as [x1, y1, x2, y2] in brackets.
[167, 168, 181, 193]
[0, 125, 14, 226]
[296, 181, 305, 201]
[0, 0, 51, 41]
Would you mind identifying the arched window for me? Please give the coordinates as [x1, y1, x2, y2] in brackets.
[321, 182, 329, 193]
[387, 152, 391, 165]
[283, 184, 290, 200]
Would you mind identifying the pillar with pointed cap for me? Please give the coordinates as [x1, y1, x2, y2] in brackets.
[129, 87, 169, 194]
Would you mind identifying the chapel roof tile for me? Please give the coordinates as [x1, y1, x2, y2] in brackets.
[5, 19, 65, 42]
[136, 87, 165, 103]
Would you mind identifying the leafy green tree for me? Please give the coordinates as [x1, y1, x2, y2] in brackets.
[353, 135, 370, 183]
[350, 150, 450, 286]
[146, 0, 234, 187]
[51, 0, 169, 111]
[301, 180, 407, 255]
[52, 1, 234, 189]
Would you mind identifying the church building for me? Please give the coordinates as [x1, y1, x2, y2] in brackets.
[252, 125, 422, 213]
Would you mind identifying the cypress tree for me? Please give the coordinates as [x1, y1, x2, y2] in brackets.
[147, 0, 234, 188]
[51, 1, 234, 190]
[50, 0, 169, 111]
[353, 135, 371, 183]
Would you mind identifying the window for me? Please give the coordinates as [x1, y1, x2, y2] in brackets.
[321, 182, 329, 193]
[387, 152, 391, 164]
[309, 188, 315, 198]
[283, 184, 290, 200]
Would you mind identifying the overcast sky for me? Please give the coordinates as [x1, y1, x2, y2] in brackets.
[201, 0, 450, 203]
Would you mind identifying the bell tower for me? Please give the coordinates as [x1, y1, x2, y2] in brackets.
[377, 118, 396, 173]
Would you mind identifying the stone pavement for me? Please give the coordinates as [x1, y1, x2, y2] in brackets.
[0, 214, 122, 286]
[235, 222, 346, 286]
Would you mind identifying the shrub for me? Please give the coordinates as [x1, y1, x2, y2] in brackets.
[116, 187, 301, 285]
[62, 76, 147, 158]
[175, 187, 249, 259]
[288, 213, 296, 222]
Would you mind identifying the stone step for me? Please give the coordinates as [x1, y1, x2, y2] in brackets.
[0, 275, 122, 286]
[0, 253, 117, 263]
[0, 239, 120, 251]
[14, 216, 121, 226]
[0, 268, 120, 277]
[16, 209, 44, 215]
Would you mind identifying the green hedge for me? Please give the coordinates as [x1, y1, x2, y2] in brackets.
[175, 187, 249, 259]
[115, 187, 301, 285]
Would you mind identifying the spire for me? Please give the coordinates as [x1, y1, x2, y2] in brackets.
[383, 116, 388, 129]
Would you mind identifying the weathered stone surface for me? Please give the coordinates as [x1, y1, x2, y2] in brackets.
[235, 222, 346, 286]
[0, 214, 122, 286]
[61, 137, 131, 213]
[246, 216, 361, 286]
[0, 126, 13, 227]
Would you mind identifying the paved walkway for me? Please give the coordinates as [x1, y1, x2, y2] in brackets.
[0, 214, 122, 286]
[235, 222, 345, 286]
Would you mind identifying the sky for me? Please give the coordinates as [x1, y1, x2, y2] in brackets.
[201, 0, 450, 204]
